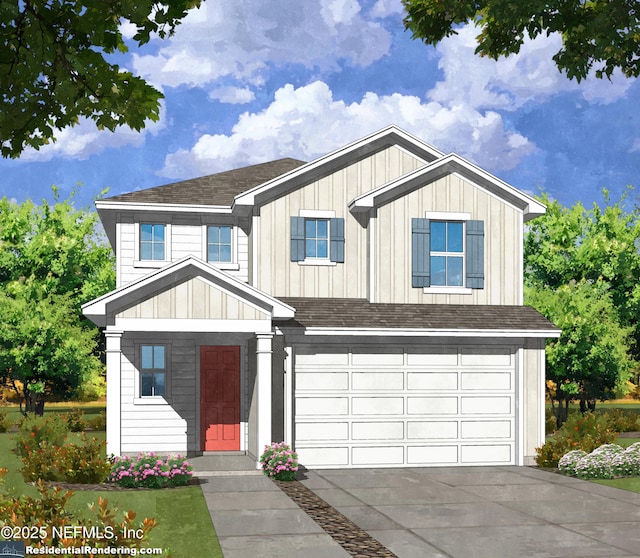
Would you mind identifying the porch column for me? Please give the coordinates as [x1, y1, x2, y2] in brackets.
[255, 332, 273, 468]
[105, 330, 123, 457]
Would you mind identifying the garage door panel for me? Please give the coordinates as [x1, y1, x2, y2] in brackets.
[461, 396, 512, 415]
[352, 422, 404, 440]
[408, 421, 458, 439]
[461, 348, 511, 366]
[461, 372, 511, 390]
[461, 444, 513, 463]
[408, 445, 458, 464]
[297, 372, 349, 390]
[297, 447, 349, 467]
[407, 349, 458, 366]
[296, 422, 349, 441]
[297, 397, 348, 415]
[407, 372, 457, 390]
[352, 446, 404, 466]
[407, 397, 458, 415]
[351, 348, 403, 365]
[352, 372, 404, 390]
[296, 348, 349, 365]
[352, 397, 404, 415]
[461, 420, 512, 439]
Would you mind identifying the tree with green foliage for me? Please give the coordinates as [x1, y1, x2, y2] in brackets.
[524, 190, 640, 427]
[0, 0, 201, 158]
[0, 189, 115, 414]
[527, 279, 634, 428]
[525, 190, 640, 359]
[402, 0, 640, 81]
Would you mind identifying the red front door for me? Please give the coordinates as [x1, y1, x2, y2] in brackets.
[200, 346, 240, 451]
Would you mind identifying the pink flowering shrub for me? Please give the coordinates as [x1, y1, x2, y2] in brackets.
[260, 442, 299, 481]
[107, 452, 193, 489]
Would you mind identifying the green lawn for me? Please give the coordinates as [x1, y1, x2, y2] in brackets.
[592, 477, 640, 493]
[0, 428, 222, 558]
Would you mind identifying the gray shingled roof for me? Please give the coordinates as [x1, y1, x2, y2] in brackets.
[106, 158, 306, 206]
[276, 298, 558, 331]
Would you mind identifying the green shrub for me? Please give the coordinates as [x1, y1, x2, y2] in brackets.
[64, 408, 86, 432]
[545, 408, 557, 435]
[107, 452, 193, 489]
[0, 473, 158, 553]
[15, 414, 69, 458]
[0, 408, 13, 433]
[88, 411, 107, 431]
[535, 412, 617, 468]
[603, 408, 640, 432]
[19, 433, 110, 484]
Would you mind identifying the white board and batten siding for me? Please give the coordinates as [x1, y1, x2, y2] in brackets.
[294, 345, 517, 468]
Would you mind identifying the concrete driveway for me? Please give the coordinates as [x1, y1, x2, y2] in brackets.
[199, 463, 640, 558]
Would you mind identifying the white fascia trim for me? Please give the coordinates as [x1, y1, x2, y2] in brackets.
[114, 318, 272, 332]
[233, 125, 444, 207]
[95, 201, 233, 214]
[294, 327, 561, 338]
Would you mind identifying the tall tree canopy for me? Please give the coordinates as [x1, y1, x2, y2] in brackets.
[0, 0, 201, 158]
[0, 189, 115, 413]
[402, 0, 640, 81]
[524, 190, 640, 426]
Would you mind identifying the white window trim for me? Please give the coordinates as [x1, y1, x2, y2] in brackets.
[297, 210, 335, 266]
[134, 223, 171, 267]
[299, 209, 335, 218]
[134, 343, 170, 403]
[202, 224, 240, 270]
[423, 212, 472, 294]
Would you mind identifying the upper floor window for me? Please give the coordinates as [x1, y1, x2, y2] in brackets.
[290, 214, 344, 265]
[430, 221, 464, 287]
[140, 344, 166, 397]
[412, 216, 484, 290]
[208, 226, 233, 263]
[140, 224, 165, 261]
[305, 219, 329, 259]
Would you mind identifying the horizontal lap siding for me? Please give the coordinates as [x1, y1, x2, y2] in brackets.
[120, 336, 196, 454]
[376, 174, 522, 305]
[258, 146, 425, 297]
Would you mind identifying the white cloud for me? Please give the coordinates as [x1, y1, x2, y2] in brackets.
[208, 86, 256, 104]
[160, 81, 534, 179]
[429, 24, 635, 111]
[19, 105, 166, 162]
[131, 1, 392, 90]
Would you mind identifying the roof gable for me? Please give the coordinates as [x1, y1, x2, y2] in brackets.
[232, 126, 443, 211]
[348, 153, 546, 221]
[82, 256, 295, 327]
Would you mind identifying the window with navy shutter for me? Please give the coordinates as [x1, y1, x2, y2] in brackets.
[412, 218, 484, 289]
[291, 216, 345, 263]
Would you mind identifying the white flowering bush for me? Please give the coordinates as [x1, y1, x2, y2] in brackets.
[558, 442, 640, 480]
[260, 442, 299, 481]
[558, 450, 587, 476]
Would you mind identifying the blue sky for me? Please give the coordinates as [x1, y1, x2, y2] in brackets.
[1, 0, 638, 210]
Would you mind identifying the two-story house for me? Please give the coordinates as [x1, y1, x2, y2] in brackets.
[83, 125, 559, 469]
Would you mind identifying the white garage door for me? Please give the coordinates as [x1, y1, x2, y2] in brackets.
[294, 345, 517, 468]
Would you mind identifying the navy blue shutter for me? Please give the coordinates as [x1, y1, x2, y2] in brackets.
[411, 218, 430, 287]
[466, 220, 484, 289]
[290, 217, 305, 262]
[329, 218, 345, 263]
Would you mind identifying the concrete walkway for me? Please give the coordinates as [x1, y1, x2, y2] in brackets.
[194, 458, 640, 558]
